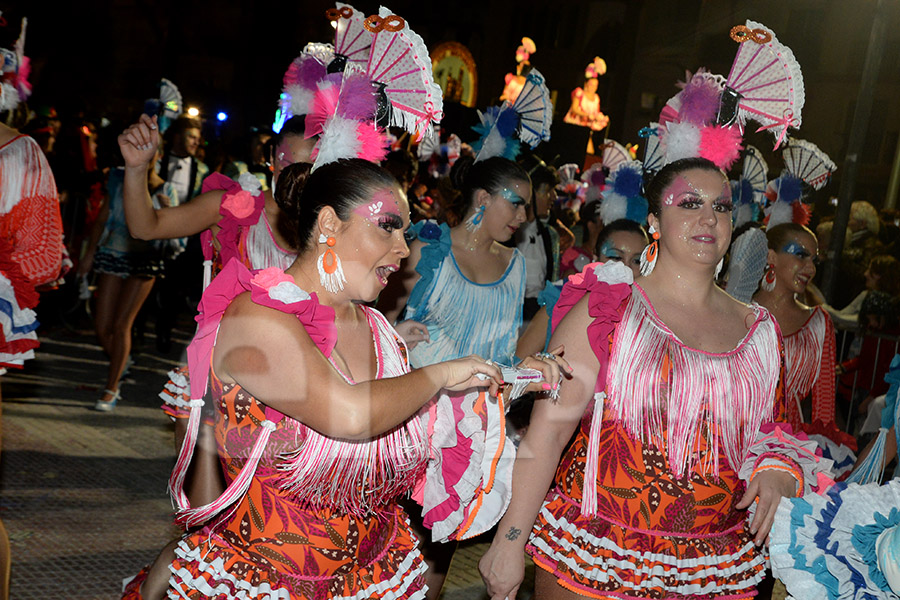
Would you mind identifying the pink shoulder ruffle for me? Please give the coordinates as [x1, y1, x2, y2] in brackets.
[199, 173, 266, 265]
[551, 261, 633, 393]
[186, 260, 336, 402]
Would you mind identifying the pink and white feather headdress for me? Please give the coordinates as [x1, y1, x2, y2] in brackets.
[280, 44, 334, 123]
[653, 21, 805, 171]
[0, 15, 31, 113]
[304, 5, 445, 170]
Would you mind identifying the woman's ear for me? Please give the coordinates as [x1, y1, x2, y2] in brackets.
[767, 248, 777, 265]
[647, 213, 659, 233]
[474, 188, 492, 209]
[316, 206, 342, 238]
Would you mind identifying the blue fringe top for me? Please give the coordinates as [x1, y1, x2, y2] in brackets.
[404, 220, 525, 368]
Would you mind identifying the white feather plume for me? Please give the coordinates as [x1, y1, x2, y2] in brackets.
[312, 116, 360, 171]
[662, 121, 702, 164]
[766, 199, 795, 229]
[600, 192, 628, 225]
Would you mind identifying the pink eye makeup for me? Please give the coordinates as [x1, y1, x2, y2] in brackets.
[353, 189, 403, 228]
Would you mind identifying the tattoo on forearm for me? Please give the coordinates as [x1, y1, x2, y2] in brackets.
[505, 526, 522, 541]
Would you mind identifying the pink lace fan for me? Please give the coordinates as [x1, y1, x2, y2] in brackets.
[327, 3, 373, 72]
[719, 20, 805, 150]
[364, 7, 443, 141]
[783, 139, 836, 190]
[600, 140, 630, 172]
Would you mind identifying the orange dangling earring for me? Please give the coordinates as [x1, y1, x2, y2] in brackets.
[317, 234, 346, 293]
[760, 263, 776, 292]
[639, 225, 660, 276]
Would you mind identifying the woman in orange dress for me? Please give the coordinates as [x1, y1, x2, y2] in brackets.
[480, 157, 832, 599]
[111, 130, 567, 596]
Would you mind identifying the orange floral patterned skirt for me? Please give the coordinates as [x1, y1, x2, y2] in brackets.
[527, 412, 766, 599]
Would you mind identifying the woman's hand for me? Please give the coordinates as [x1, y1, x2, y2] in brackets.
[439, 355, 502, 396]
[479, 533, 526, 600]
[517, 344, 574, 397]
[394, 320, 430, 349]
[119, 114, 160, 169]
[736, 468, 797, 546]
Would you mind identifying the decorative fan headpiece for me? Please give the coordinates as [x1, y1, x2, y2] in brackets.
[361, 6, 443, 141]
[638, 123, 664, 178]
[652, 22, 803, 171]
[599, 139, 631, 173]
[0, 15, 30, 113]
[718, 20, 805, 150]
[143, 78, 183, 134]
[556, 163, 582, 196]
[305, 6, 443, 169]
[418, 128, 462, 177]
[584, 57, 607, 79]
[472, 68, 552, 162]
[599, 161, 648, 226]
[782, 139, 836, 190]
[731, 145, 768, 228]
[765, 138, 835, 229]
[325, 3, 372, 73]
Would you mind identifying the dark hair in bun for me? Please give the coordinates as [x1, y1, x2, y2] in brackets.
[449, 155, 530, 216]
[275, 158, 399, 250]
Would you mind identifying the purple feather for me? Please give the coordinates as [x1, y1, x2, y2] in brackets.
[337, 73, 377, 120]
[285, 55, 327, 91]
[612, 163, 643, 198]
[678, 76, 721, 125]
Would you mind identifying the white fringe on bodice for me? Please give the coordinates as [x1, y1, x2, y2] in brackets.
[605, 286, 782, 478]
[245, 210, 296, 270]
[782, 308, 826, 422]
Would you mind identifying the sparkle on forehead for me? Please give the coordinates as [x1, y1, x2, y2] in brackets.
[498, 188, 526, 205]
[353, 188, 402, 225]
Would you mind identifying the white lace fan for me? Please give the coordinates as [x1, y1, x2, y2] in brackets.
[329, 3, 373, 71]
[417, 124, 439, 160]
[511, 68, 552, 148]
[720, 20, 805, 149]
[640, 123, 664, 177]
[600, 140, 630, 172]
[783, 139, 836, 190]
[742, 145, 768, 203]
[365, 6, 443, 140]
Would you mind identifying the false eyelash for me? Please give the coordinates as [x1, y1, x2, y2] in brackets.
[378, 214, 403, 230]
[404, 228, 416, 242]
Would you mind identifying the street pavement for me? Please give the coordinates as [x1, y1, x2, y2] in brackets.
[0, 302, 534, 599]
